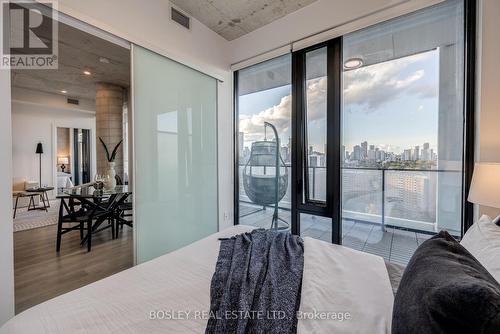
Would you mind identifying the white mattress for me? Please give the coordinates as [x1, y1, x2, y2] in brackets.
[1, 226, 394, 333]
[57, 173, 73, 189]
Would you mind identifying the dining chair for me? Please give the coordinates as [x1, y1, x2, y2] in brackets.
[114, 201, 132, 239]
[56, 197, 114, 252]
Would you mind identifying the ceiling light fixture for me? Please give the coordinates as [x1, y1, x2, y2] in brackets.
[83, 70, 91, 75]
[344, 57, 364, 70]
[61, 90, 67, 94]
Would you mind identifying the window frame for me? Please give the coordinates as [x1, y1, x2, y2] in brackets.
[233, 0, 476, 241]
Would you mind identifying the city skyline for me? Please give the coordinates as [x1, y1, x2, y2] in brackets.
[343, 140, 437, 165]
[239, 131, 437, 168]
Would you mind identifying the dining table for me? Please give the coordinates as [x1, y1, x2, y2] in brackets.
[57, 184, 132, 251]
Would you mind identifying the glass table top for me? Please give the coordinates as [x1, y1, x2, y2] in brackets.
[60, 185, 130, 198]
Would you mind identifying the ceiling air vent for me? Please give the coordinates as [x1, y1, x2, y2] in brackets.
[67, 98, 79, 105]
[171, 7, 190, 30]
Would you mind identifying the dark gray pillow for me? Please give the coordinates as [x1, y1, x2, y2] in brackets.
[392, 230, 500, 334]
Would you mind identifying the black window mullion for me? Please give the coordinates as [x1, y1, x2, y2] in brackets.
[291, 51, 301, 235]
[327, 38, 342, 245]
[295, 44, 329, 214]
[233, 70, 240, 225]
[462, 0, 476, 235]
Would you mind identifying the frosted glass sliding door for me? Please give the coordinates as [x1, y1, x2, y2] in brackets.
[133, 45, 218, 263]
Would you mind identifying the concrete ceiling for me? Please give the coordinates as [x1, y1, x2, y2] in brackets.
[170, 0, 318, 41]
[12, 20, 130, 102]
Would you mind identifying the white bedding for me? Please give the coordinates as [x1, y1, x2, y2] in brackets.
[57, 173, 73, 189]
[1, 226, 394, 333]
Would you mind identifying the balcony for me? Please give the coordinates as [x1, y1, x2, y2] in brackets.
[238, 164, 462, 266]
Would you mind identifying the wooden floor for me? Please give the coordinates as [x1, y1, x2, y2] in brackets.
[14, 223, 133, 314]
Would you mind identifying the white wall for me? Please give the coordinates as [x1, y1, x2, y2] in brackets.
[476, 0, 500, 219]
[11, 88, 97, 199]
[0, 61, 15, 326]
[229, 0, 441, 64]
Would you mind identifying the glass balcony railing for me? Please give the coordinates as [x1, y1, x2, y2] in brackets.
[239, 164, 462, 236]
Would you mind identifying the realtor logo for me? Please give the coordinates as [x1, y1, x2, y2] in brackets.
[1, 0, 58, 69]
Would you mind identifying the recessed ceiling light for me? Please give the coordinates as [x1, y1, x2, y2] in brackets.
[61, 90, 67, 94]
[344, 57, 364, 70]
[83, 70, 91, 75]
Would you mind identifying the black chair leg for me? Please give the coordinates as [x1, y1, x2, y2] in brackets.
[87, 219, 92, 252]
[111, 218, 115, 240]
[56, 202, 64, 252]
[13, 195, 19, 219]
[79, 222, 84, 240]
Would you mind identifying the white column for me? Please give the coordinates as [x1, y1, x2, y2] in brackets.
[95, 83, 124, 178]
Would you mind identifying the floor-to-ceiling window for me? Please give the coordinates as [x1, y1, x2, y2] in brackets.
[341, 0, 466, 265]
[234, 0, 473, 266]
[235, 55, 292, 230]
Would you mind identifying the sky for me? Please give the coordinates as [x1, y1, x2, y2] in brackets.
[238, 50, 440, 155]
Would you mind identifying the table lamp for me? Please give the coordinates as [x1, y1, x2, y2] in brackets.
[468, 162, 500, 225]
[58, 156, 69, 172]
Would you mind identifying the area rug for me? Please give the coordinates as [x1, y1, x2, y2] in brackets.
[13, 200, 59, 232]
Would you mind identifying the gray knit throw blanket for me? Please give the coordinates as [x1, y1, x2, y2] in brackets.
[206, 229, 304, 334]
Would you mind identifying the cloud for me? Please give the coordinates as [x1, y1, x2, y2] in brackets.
[240, 52, 437, 141]
[343, 54, 437, 112]
[409, 84, 438, 99]
[239, 93, 291, 143]
[239, 77, 327, 142]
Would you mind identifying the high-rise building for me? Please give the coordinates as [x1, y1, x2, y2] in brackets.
[238, 132, 244, 154]
[238, 132, 246, 163]
[403, 149, 412, 161]
[413, 146, 420, 161]
[352, 145, 362, 161]
[242, 147, 250, 163]
[430, 149, 437, 161]
[280, 146, 289, 162]
[368, 147, 376, 161]
[361, 141, 368, 159]
[379, 150, 386, 161]
[287, 137, 292, 161]
[309, 155, 318, 167]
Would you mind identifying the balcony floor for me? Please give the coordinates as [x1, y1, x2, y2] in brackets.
[239, 203, 432, 266]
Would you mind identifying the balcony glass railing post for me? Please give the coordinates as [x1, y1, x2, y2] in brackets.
[381, 169, 386, 232]
[312, 166, 316, 199]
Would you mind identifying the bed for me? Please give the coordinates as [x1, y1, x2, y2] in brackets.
[56, 172, 74, 190]
[0, 225, 395, 333]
